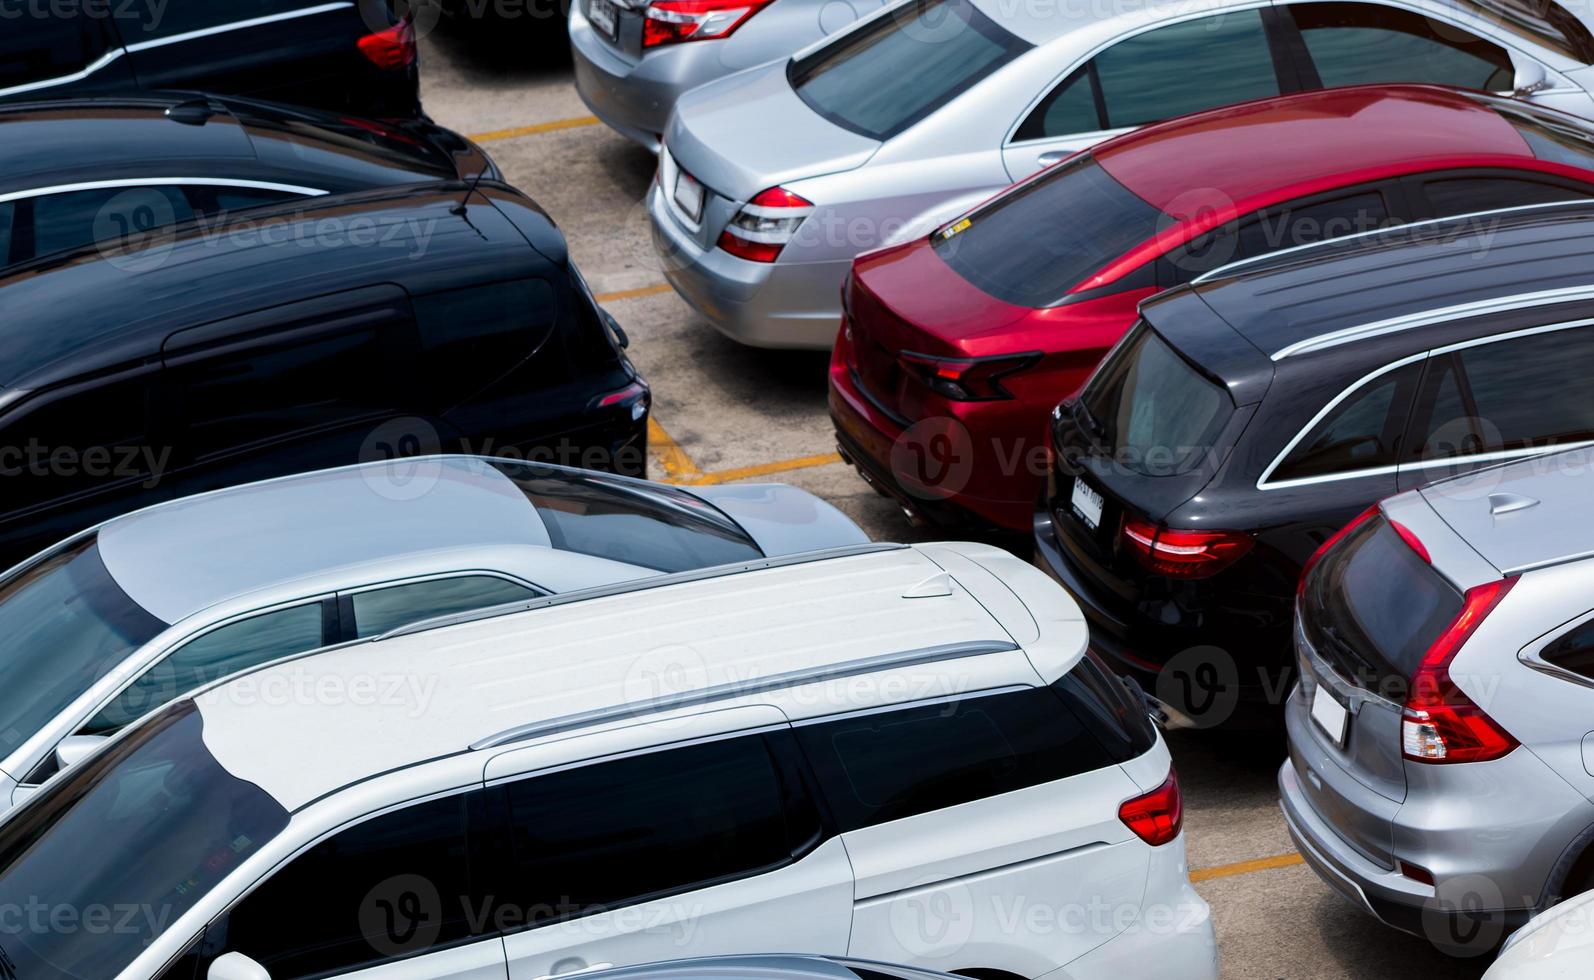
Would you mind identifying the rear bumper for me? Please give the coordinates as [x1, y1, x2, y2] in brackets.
[648, 181, 846, 349]
[570, 8, 726, 152]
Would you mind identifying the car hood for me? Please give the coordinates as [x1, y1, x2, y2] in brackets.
[666, 60, 880, 203]
[684, 484, 869, 557]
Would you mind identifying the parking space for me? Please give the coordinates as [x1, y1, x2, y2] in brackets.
[419, 23, 1488, 979]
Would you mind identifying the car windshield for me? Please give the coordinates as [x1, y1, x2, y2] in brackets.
[1080, 324, 1235, 477]
[789, 0, 1030, 141]
[0, 700, 289, 979]
[0, 536, 166, 758]
[932, 154, 1162, 307]
[489, 461, 763, 573]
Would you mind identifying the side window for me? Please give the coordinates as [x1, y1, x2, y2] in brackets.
[83, 602, 328, 734]
[1014, 67, 1103, 142]
[497, 734, 796, 929]
[0, 202, 15, 265]
[793, 687, 1116, 831]
[351, 576, 539, 638]
[1542, 619, 1594, 679]
[1286, 2, 1514, 91]
[215, 791, 480, 980]
[1093, 11, 1282, 130]
[411, 280, 558, 409]
[187, 186, 304, 217]
[1414, 354, 1481, 459]
[1418, 176, 1594, 216]
[1161, 190, 1394, 286]
[0, 15, 97, 89]
[1272, 362, 1423, 483]
[30, 187, 197, 261]
[1440, 326, 1594, 454]
[0, 374, 157, 517]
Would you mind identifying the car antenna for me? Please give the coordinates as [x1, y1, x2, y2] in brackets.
[451, 168, 488, 217]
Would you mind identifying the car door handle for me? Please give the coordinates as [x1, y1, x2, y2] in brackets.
[534, 963, 615, 980]
[1038, 150, 1070, 166]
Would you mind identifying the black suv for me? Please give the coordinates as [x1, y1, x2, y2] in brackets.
[0, 183, 649, 567]
[1035, 201, 1594, 725]
[0, 0, 419, 117]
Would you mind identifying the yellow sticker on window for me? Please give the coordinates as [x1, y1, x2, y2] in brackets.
[941, 218, 972, 240]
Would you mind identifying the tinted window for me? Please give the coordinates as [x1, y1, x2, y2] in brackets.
[0, 12, 94, 88]
[1166, 190, 1395, 283]
[31, 186, 197, 260]
[1095, 11, 1281, 130]
[0, 701, 289, 980]
[492, 462, 762, 573]
[115, 0, 322, 41]
[931, 154, 1161, 307]
[1054, 650, 1157, 761]
[0, 373, 158, 515]
[1483, 95, 1594, 169]
[1289, 2, 1513, 90]
[789, 0, 1030, 141]
[218, 792, 479, 979]
[1454, 327, 1594, 452]
[412, 280, 558, 408]
[1457, 0, 1594, 61]
[498, 734, 792, 928]
[83, 603, 327, 735]
[1273, 362, 1421, 483]
[1080, 325, 1235, 477]
[1417, 355, 1478, 459]
[1420, 176, 1592, 214]
[0, 202, 14, 264]
[1301, 516, 1463, 696]
[195, 186, 303, 216]
[1015, 67, 1102, 141]
[1543, 619, 1594, 678]
[351, 576, 539, 638]
[0, 537, 165, 757]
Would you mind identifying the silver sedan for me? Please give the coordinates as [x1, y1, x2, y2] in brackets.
[651, 0, 1594, 349]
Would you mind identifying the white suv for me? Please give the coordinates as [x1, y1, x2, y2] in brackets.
[0, 543, 1217, 980]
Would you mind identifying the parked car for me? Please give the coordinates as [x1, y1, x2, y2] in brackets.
[832, 84, 1594, 533]
[0, 0, 420, 117]
[0, 454, 866, 813]
[0, 542, 1216, 980]
[573, 955, 970, 980]
[651, 0, 1594, 350]
[0, 92, 496, 269]
[1283, 445, 1594, 948]
[569, 0, 887, 152]
[0, 183, 649, 568]
[1035, 201, 1594, 725]
[1486, 889, 1594, 977]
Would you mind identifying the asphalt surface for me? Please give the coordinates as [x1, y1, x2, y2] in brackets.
[417, 19, 1491, 979]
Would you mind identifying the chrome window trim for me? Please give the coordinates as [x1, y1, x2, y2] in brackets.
[483, 722, 794, 788]
[0, 178, 329, 208]
[0, 49, 125, 100]
[1520, 609, 1594, 689]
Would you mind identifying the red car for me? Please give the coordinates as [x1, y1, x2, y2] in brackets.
[830, 84, 1594, 532]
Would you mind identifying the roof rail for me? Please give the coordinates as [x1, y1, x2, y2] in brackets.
[378, 542, 910, 641]
[469, 639, 1020, 751]
[1272, 284, 1594, 360]
[1191, 199, 1594, 286]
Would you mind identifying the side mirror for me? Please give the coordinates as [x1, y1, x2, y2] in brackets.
[55, 734, 110, 770]
[209, 952, 271, 980]
[1514, 60, 1552, 98]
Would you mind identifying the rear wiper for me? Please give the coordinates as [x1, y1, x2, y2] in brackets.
[1072, 398, 1105, 438]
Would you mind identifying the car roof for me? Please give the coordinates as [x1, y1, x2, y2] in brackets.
[95, 457, 551, 623]
[193, 542, 1083, 810]
[1417, 446, 1594, 576]
[581, 956, 954, 980]
[1093, 86, 1535, 213]
[970, 0, 1247, 45]
[0, 185, 539, 390]
[1155, 202, 1594, 362]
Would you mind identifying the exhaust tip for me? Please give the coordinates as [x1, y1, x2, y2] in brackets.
[835, 443, 854, 467]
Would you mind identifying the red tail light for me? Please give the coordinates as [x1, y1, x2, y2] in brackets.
[1119, 770, 1183, 846]
[897, 350, 1041, 401]
[1402, 577, 1519, 764]
[1297, 505, 1379, 601]
[1122, 519, 1253, 579]
[643, 0, 775, 47]
[359, 19, 416, 70]
[718, 187, 813, 263]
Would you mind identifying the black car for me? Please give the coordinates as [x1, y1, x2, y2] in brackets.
[0, 183, 649, 568]
[0, 93, 494, 268]
[1035, 201, 1594, 726]
[0, 0, 419, 117]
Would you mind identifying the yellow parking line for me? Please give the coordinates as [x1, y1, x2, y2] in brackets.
[1190, 852, 1304, 883]
[689, 453, 845, 486]
[647, 417, 703, 482]
[468, 115, 600, 143]
[597, 282, 674, 304]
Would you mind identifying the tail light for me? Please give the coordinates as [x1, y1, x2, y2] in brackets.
[591, 380, 651, 421]
[1122, 519, 1253, 579]
[1119, 770, 1183, 846]
[643, 0, 775, 46]
[718, 187, 813, 263]
[359, 18, 417, 70]
[897, 351, 1041, 401]
[1402, 577, 1519, 764]
[1297, 505, 1379, 601]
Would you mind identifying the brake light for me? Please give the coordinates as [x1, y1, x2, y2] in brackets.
[643, 0, 775, 47]
[592, 380, 651, 420]
[1119, 770, 1183, 846]
[898, 350, 1041, 401]
[718, 187, 813, 263]
[1122, 519, 1253, 579]
[358, 19, 416, 70]
[1297, 505, 1379, 601]
[1402, 577, 1519, 764]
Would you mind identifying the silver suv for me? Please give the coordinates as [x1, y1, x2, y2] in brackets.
[1281, 446, 1594, 952]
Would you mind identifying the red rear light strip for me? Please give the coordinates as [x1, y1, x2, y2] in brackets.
[1122, 519, 1253, 579]
[1119, 769, 1183, 847]
[1402, 577, 1520, 764]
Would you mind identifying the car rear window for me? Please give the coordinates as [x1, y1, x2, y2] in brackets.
[1301, 515, 1463, 697]
[931, 154, 1161, 307]
[1079, 323, 1235, 477]
[788, 0, 1030, 141]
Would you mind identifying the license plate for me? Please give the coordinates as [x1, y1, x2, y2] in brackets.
[673, 169, 705, 224]
[1070, 478, 1104, 531]
[1311, 683, 1350, 748]
[589, 0, 618, 41]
